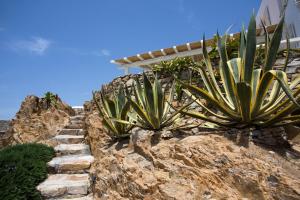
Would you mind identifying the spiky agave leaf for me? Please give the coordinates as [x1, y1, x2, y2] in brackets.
[93, 86, 133, 139]
[123, 73, 182, 130]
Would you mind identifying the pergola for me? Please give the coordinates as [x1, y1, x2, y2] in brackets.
[110, 25, 298, 74]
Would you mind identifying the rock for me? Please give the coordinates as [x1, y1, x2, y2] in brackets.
[8, 95, 73, 146]
[48, 155, 94, 173]
[161, 130, 173, 138]
[37, 174, 90, 198]
[251, 127, 288, 146]
[129, 128, 155, 162]
[267, 175, 279, 187]
[191, 127, 199, 134]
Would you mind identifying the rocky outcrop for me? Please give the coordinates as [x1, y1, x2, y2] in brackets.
[0, 120, 12, 148]
[85, 111, 300, 200]
[8, 95, 75, 146]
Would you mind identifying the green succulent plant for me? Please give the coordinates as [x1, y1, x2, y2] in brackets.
[93, 86, 134, 139]
[178, 14, 300, 128]
[119, 73, 188, 130]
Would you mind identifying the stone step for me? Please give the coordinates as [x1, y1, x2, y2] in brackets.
[52, 194, 93, 200]
[55, 144, 90, 155]
[72, 107, 84, 115]
[65, 123, 84, 129]
[48, 155, 94, 173]
[70, 115, 85, 121]
[59, 129, 85, 136]
[69, 121, 84, 125]
[55, 135, 84, 144]
[37, 174, 90, 198]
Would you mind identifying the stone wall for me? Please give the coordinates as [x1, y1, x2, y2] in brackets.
[100, 56, 300, 96]
[100, 71, 173, 96]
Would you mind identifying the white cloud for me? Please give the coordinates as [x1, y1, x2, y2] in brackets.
[57, 47, 111, 57]
[11, 37, 51, 55]
[100, 49, 111, 56]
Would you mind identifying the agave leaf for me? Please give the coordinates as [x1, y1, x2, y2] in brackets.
[104, 98, 116, 118]
[270, 119, 300, 127]
[164, 99, 196, 126]
[110, 118, 136, 126]
[272, 75, 300, 105]
[239, 25, 246, 60]
[227, 58, 242, 83]
[194, 66, 220, 101]
[120, 101, 131, 120]
[252, 70, 300, 117]
[283, 35, 290, 72]
[102, 118, 118, 136]
[179, 110, 233, 127]
[244, 13, 256, 84]
[202, 35, 229, 104]
[183, 89, 230, 121]
[251, 69, 262, 103]
[217, 33, 237, 107]
[259, 81, 281, 113]
[260, 88, 300, 118]
[134, 77, 146, 109]
[236, 82, 252, 122]
[142, 73, 158, 127]
[260, 19, 270, 50]
[127, 96, 155, 128]
[162, 82, 175, 121]
[261, 95, 300, 126]
[116, 86, 126, 116]
[153, 75, 164, 121]
[280, 115, 300, 121]
[178, 79, 240, 120]
[143, 73, 155, 112]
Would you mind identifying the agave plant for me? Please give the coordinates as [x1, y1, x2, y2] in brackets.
[178, 14, 300, 128]
[93, 86, 133, 139]
[120, 73, 188, 130]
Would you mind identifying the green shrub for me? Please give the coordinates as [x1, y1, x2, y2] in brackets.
[43, 91, 58, 109]
[152, 57, 197, 77]
[0, 143, 55, 200]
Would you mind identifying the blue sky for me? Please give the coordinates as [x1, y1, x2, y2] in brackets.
[0, 0, 260, 119]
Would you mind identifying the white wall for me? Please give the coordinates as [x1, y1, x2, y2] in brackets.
[256, 0, 300, 47]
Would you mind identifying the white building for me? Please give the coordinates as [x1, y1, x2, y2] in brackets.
[256, 0, 300, 47]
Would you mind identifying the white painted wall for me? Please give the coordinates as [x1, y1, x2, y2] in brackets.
[256, 0, 300, 47]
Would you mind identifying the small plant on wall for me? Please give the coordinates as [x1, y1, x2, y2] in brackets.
[43, 91, 58, 109]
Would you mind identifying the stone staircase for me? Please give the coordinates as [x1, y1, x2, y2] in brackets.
[37, 107, 94, 199]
